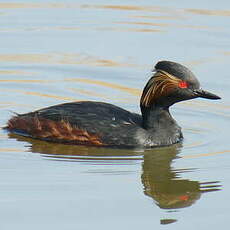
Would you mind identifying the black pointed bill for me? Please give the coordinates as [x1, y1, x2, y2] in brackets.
[193, 89, 221, 100]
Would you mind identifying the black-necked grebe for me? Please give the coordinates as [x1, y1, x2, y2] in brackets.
[6, 61, 221, 147]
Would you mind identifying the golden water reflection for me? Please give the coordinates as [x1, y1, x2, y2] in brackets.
[8, 133, 221, 223]
[186, 9, 230, 17]
[99, 27, 163, 33]
[0, 3, 164, 12]
[115, 21, 212, 30]
[0, 88, 76, 101]
[1, 2, 229, 18]
[0, 53, 144, 68]
[1, 2, 228, 36]
[0, 70, 36, 76]
[66, 78, 140, 96]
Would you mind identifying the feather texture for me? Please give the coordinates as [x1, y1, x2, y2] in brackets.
[7, 115, 104, 146]
[141, 70, 181, 107]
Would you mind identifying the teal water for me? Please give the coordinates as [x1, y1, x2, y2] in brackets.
[0, 1, 229, 229]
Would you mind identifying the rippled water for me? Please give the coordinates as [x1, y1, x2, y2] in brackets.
[0, 1, 230, 229]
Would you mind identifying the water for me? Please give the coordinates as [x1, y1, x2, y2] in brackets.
[0, 1, 229, 229]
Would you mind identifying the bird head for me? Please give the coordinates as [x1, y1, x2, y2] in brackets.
[140, 61, 221, 108]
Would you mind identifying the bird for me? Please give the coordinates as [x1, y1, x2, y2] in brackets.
[5, 61, 221, 148]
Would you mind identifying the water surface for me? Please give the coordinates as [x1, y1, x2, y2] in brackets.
[0, 1, 229, 229]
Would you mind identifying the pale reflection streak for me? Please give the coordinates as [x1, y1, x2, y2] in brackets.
[92, 4, 230, 17]
[69, 88, 109, 99]
[0, 3, 81, 9]
[0, 54, 56, 64]
[99, 27, 163, 33]
[0, 53, 142, 68]
[184, 57, 229, 67]
[179, 101, 230, 118]
[115, 21, 211, 30]
[0, 3, 41, 8]
[0, 70, 36, 75]
[0, 77, 140, 102]
[66, 78, 141, 96]
[84, 5, 163, 12]
[0, 3, 163, 11]
[0, 3, 225, 33]
[0, 53, 229, 73]
[0, 79, 51, 83]
[186, 9, 230, 17]
[0, 102, 33, 109]
[1, 89, 76, 101]
[54, 26, 80, 31]
[0, 54, 202, 73]
[0, 147, 24, 152]
[0, 27, 80, 32]
[1, 3, 229, 18]
[130, 15, 186, 20]
[184, 100, 230, 110]
[69, 88, 136, 103]
[59, 54, 140, 67]
[182, 150, 230, 159]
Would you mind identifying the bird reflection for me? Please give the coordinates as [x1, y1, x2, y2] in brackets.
[142, 146, 221, 210]
[8, 133, 222, 223]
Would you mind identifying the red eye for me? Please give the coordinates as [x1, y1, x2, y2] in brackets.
[178, 81, 188, 88]
[179, 195, 189, 201]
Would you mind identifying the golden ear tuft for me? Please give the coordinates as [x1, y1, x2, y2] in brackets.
[140, 70, 181, 107]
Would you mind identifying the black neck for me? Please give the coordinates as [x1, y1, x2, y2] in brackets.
[140, 105, 182, 146]
[141, 105, 174, 130]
